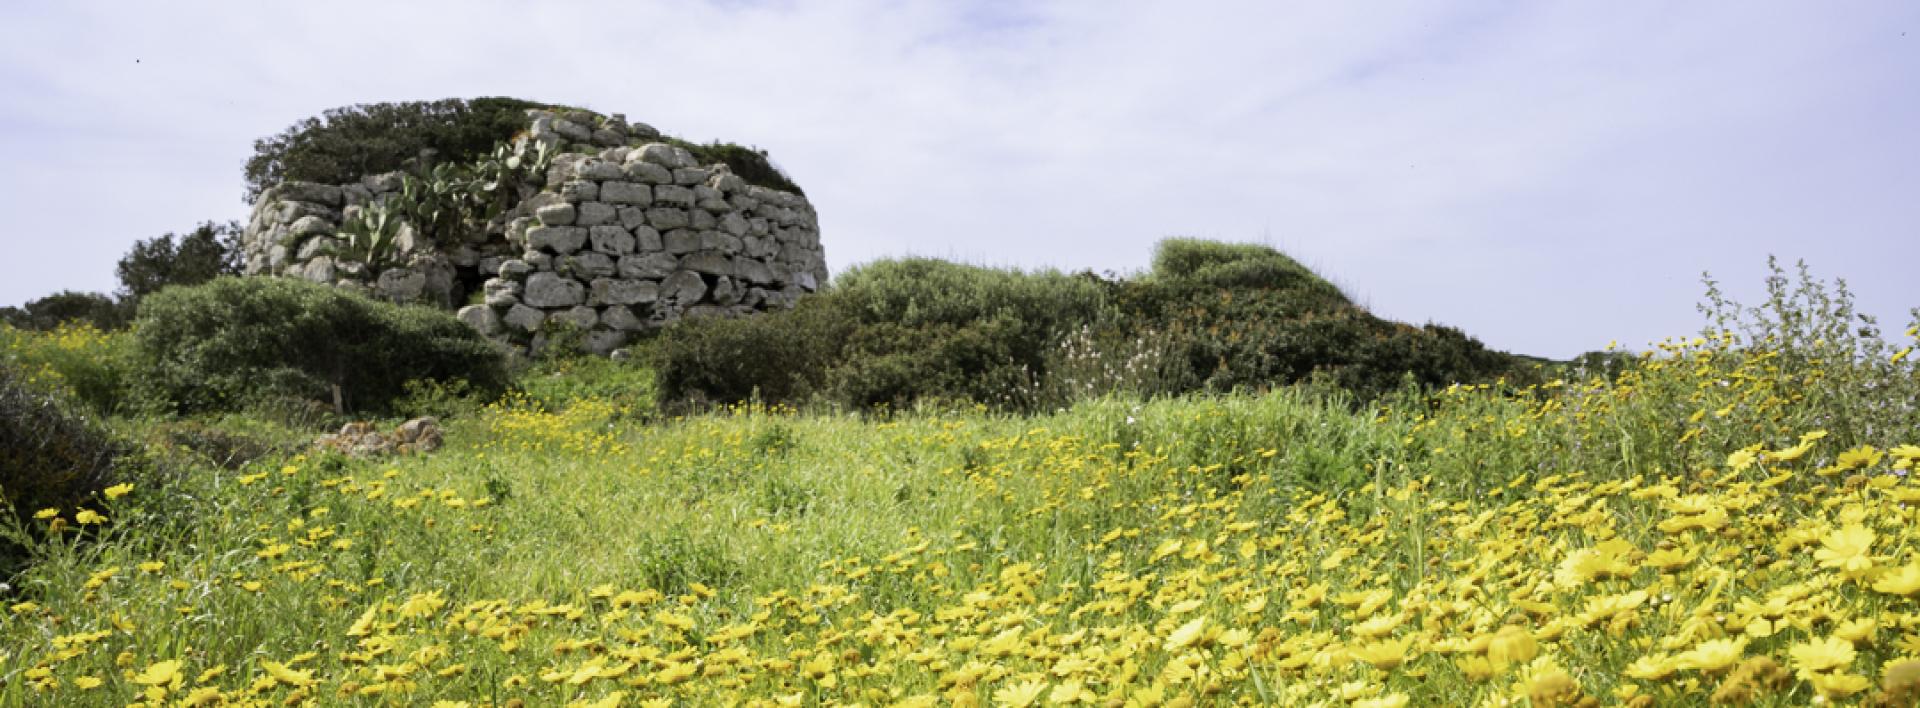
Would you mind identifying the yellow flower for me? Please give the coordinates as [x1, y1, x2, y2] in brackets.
[1676, 637, 1746, 672]
[1486, 626, 1539, 668]
[133, 659, 183, 687]
[260, 659, 316, 686]
[1349, 637, 1413, 670]
[103, 483, 133, 499]
[1814, 524, 1877, 575]
[32, 508, 58, 520]
[1726, 448, 1758, 472]
[1622, 653, 1677, 680]
[1164, 617, 1207, 652]
[74, 509, 106, 525]
[1807, 671, 1871, 699]
[1873, 562, 1920, 595]
[73, 676, 103, 689]
[992, 679, 1047, 707]
[1789, 636, 1856, 674]
[1353, 694, 1409, 708]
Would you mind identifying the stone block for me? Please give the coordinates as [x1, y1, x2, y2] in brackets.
[600, 181, 652, 205]
[576, 201, 617, 227]
[523, 272, 585, 308]
[527, 226, 587, 254]
[590, 225, 635, 255]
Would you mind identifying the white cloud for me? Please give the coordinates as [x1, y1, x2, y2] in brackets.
[2, 1, 1915, 357]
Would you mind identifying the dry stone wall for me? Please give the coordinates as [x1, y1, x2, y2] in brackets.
[239, 108, 827, 356]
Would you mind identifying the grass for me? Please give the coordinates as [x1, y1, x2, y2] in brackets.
[2, 272, 1919, 705]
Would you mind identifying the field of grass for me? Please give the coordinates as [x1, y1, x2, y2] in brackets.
[4, 288, 1920, 705]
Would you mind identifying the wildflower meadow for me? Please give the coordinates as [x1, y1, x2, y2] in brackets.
[3, 265, 1919, 707]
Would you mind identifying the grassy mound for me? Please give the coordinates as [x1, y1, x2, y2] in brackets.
[245, 97, 804, 201]
[653, 239, 1523, 411]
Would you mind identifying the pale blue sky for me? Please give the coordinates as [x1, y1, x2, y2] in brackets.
[1, 1, 1915, 358]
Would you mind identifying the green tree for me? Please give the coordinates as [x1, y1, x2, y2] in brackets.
[0, 290, 127, 331]
[115, 220, 241, 304]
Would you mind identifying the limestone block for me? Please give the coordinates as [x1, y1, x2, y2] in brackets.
[681, 252, 735, 276]
[590, 225, 635, 255]
[719, 213, 749, 237]
[700, 231, 743, 254]
[576, 201, 617, 227]
[376, 268, 427, 302]
[623, 161, 673, 185]
[295, 236, 339, 261]
[523, 272, 585, 308]
[498, 259, 534, 280]
[591, 128, 626, 148]
[289, 215, 335, 238]
[301, 256, 335, 284]
[600, 181, 652, 205]
[710, 173, 747, 193]
[661, 271, 707, 304]
[632, 225, 663, 252]
[635, 143, 689, 168]
[652, 185, 694, 208]
[590, 278, 659, 306]
[734, 258, 774, 285]
[662, 229, 700, 254]
[690, 210, 717, 231]
[553, 305, 598, 330]
[674, 168, 710, 186]
[617, 206, 649, 231]
[617, 252, 678, 280]
[552, 118, 593, 142]
[647, 208, 690, 231]
[504, 304, 546, 333]
[527, 226, 587, 254]
[600, 306, 646, 331]
[536, 202, 577, 226]
[560, 180, 599, 203]
[579, 160, 624, 181]
[566, 252, 617, 279]
[457, 305, 503, 336]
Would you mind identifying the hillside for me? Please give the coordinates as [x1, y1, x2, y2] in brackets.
[2, 261, 1919, 705]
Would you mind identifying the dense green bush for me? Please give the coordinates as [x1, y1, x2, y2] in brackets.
[655, 260, 1106, 411]
[247, 97, 805, 203]
[245, 97, 548, 203]
[0, 290, 128, 332]
[0, 365, 122, 575]
[654, 241, 1525, 411]
[133, 277, 509, 416]
[653, 297, 856, 409]
[675, 141, 805, 196]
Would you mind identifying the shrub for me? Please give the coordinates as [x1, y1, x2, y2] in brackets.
[0, 323, 142, 417]
[653, 297, 857, 409]
[676, 141, 805, 196]
[655, 242, 1526, 412]
[0, 364, 121, 575]
[0, 290, 128, 332]
[246, 98, 806, 202]
[133, 277, 509, 416]
[244, 97, 547, 203]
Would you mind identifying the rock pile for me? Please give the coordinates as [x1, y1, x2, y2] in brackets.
[238, 108, 828, 356]
[314, 417, 444, 458]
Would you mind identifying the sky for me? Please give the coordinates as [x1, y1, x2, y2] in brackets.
[1, 1, 1915, 359]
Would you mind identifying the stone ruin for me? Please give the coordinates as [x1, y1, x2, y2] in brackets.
[237, 108, 828, 356]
